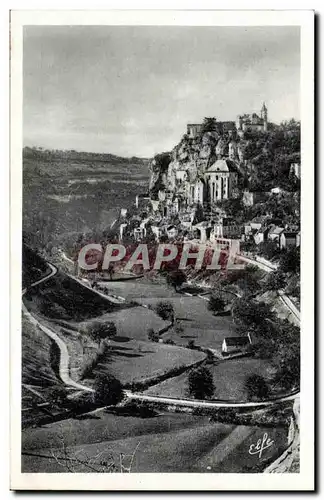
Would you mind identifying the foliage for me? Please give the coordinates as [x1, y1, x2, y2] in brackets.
[187, 340, 196, 349]
[187, 366, 215, 400]
[232, 298, 275, 334]
[279, 246, 300, 274]
[244, 374, 270, 401]
[258, 241, 282, 261]
[86, 321, 117, 344]
[243, 120, 300, 192]
[93, 373, 124, 406]
[164, 338, 175, 345]
[264, 271, 287, 291]
[165, 270, 187, 291]
[208, 290, 226, 314]
[147, 328, 159, 343]
[155, 301, 175, 324]
[201, 117, 217, 134]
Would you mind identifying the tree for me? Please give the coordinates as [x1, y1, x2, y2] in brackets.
[87, 321, 117, 344]
[201, 117, 217, 134]
[259, 241, 281, 261]
[232, 298, 275, 334]
[264, 271, 287, 291]
[165, 270, 187, 291]
[48, 385, 68, 408]
[187, 340, 196, 349]
[147, 328, 159, 342]
[93, 373, 124, 406]
[279, 247, 300, 274]
[155, 301, 175, 324]
[244, 374, 269, 401]
[208, 291, 226, 314]
[188, 366, 215, 400]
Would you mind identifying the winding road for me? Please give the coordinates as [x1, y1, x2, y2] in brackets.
[238, 253, 300, 326]
[22, 258, 300, 410]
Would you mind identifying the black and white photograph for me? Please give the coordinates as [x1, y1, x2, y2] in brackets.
[10, 9, 314, 491]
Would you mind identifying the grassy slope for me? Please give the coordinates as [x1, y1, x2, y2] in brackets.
[22, 315, 59, 388]
[22, 409, 288, 473]
[23, 270, 125, 321]
[145, 358, 275, 402]
[92, 339, 205, 385]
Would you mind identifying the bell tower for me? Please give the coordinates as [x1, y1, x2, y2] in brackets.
[261, 102, 268, 131]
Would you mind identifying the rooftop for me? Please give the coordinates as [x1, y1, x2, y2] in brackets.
[224, 336, 251, 347]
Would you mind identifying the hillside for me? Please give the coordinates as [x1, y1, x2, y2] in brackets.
[23, 147, 150, 253]
[149, 119, 300, 199]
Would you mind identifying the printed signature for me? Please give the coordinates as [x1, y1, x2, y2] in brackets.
[248, 433, 274, 459]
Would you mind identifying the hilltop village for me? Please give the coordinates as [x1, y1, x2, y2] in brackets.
[117, 104, 300, 254]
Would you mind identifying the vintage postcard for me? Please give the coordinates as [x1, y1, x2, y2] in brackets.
[10, 9, 314, 491]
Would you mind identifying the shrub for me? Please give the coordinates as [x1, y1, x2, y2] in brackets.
[164, 338, 175, 345]
[165, 270, 187, 291]
[87, 321, 117, 344]
[279, 246, 300, 274]
[122, 400, 157, 418]
[187, 340, 196, 349]
[156, 301, 175, 324]
[264, 270, 287, 291]
[244, 374, 270, 401]
[147, 328, 159, 342]
[208, 292, 226, 314]
[188, 366, 215, 400]
[93, 373, 124, 406]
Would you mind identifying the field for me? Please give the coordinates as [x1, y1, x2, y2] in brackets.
[22, 267, 204, 388]
[105, 279, 235, 350]
[144, 357, 276, 402]
[87, 339, 205, 386]
[22, 408, 288, 473]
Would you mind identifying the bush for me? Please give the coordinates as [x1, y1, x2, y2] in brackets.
[279, 247, 300, 274]
[208, 292, 226, 314]
[147, 328, 159, 342]
[264, 271, 287, 291]
[87, 321, 117, 344]
[122, 400, 157, 418]
[156, 301, 175, 324]
[244, 374, 270, 401]
[164, 338, 175, 345]
[165, 270, 187, 291]
[188, 366, 215, 400]
[93, 373, 124, 406]
[187, 340, 196, 349]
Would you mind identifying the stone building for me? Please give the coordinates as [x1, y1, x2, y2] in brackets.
[236, 102, 268, 133]
[204, 159, 239, 202]
[187, 123, 203, 138]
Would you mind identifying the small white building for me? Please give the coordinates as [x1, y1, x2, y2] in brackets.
[222, 334, 252, 355]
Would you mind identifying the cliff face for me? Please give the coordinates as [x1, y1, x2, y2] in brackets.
[149, 129, 245, 199]
[149, 152, 172, 199]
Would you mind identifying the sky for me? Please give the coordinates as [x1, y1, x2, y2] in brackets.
[23, 25, 300, 158]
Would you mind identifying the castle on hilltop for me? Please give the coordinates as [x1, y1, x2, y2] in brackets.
[187, 103, 268, 139]
[148, 103, 269, 220]
[236, 102, 268, 133]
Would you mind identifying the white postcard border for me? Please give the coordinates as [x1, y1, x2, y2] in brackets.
[10, 9, 314, 491]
